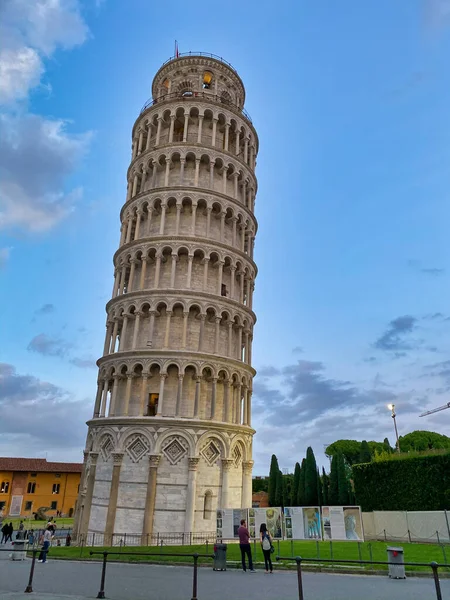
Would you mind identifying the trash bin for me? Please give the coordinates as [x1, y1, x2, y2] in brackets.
[387, 546, 406, 579]
[11, 540, 28, 561]
[213, 543, 227, 571]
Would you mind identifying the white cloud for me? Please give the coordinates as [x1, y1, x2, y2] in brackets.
[0, 1, 92, 233]
[0, 113, 91, 231]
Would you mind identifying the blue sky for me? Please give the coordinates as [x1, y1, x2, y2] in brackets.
[1, 0, 450, 473]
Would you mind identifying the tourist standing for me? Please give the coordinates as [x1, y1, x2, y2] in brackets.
[38, 527, 52, 563]
[260, 523, 273, 574]
[238, 519, 255, 572]
[6, 523, 13, 542]
[1, 522, 8, 543]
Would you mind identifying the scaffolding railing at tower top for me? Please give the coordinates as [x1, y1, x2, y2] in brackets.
[160, 52, 239, 75]
[140, 90, 253, 123]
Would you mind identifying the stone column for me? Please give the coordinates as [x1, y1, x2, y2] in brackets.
[137, 130, 144, 154]
[227, 321, 233, 357]
[123, 373, 133, 416]
[230, 266, 236, 299]
[118, 315, 128, 351]
[132, 174, 138, 197]
[184, 457, 200, 533]
[104, 452, 124, 545]
[235, 383, 242, 423]
[247, 387, 252, 427]
[156, 374, 167, 416]
[141, 169, 147, 192]
[132, 312, 141, 349]
[214, 316, 221, 354]
[128, 259, 136, 291]
[224, 123, 230, 151]
[112, 269, 120, 297]
[206, 207, 212, 237]
[151, 164, 157, 188]
[241, 461, 254, 509]
[135, 210, 142, 239]
[155, 117, 162, 145]
[159, 203, 167, 234]
[235, 129, 240, 155]
[220, 459, 233, 508]
[198, 314, 205, 351]
[217, 261, 224, 295]
[154, 254, 161, 287]
[194, 158, 201, 187]
[193, 376, 201, 418]
[103, 321, 113, 355]
[163, 311, 172, 348]
[170, 254, 177, 288]
[197, 115, 204, 143]
[202, 258, 209, 290]
[79, 452, 98, 537]
[93, 381, 103, 417]
[212, 118, 218, 147]
[233, 172, 239, 199]
[147, 310, 156, 346]
[183, 113, 189, 142]
[169, 114, 175, 142]
[139, 257, 147, 289]
[243, 385, 248, 425]
[209, 161, 215, 188]
[146, 124, 152, 150]
[109, 375, 120, 416]
[99, 379, 109, 417]
[186, 255, 193, 288]
[146, 208, 153, 235]
[140, 373, 149, 415]
[224, 380, 232, 422]
[182, 311, 189, 348]
[191, 202, 197, 234]
[126, 217, 133, 243]
[222, 167, 227, 194]
[175, 203, 182, 235]
[179, 158, 185, 185]
[237, 325, 243, 361]
[244, 137, 249, 164]
[164, 158, 171, 187]
[210, 378, 217, 420]
[141, 454, 161, 544]
[175, 373, 184, 415]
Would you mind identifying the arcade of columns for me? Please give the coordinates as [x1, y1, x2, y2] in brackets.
[75, 54, 259, 539]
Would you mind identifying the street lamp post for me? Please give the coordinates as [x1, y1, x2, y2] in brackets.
[387, 404, 400, 453]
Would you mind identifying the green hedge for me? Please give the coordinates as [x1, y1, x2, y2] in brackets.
[353, 452, 450, 511]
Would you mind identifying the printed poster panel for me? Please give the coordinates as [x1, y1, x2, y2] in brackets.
[10, 495, 23, 516]
[322, 506, 364, 541]
[284, 507, 322, 540]
[217, 509, 248, 539]
[253, 507, 283, 539]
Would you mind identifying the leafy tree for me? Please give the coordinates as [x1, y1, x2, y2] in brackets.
[317, 468, 323, 506]
[297, 458, 306, 505]
[337, 453, 351, 505]
[322, 467, 329, 505]
[253, 478, 269, 493]
[325, 440, 362, 465]
[329, 455, 339, 505]
[383, 437, 393, 454]
[304, 447, 319, 505]
[367, 441, 384, 456]
[399, 430, 450, 453]
[268, 454, 279, 506]
[292, 462, 301, 505]
[359, 440, 372, 463]
[275, 469, 284, 507]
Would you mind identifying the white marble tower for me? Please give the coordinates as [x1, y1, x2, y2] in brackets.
[74, 53, 259, 540]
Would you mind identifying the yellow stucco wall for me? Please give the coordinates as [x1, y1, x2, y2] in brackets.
[0, 470, 80, 517]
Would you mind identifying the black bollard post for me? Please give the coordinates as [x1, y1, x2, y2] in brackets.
[24, 550, 38, 593]
[191, 553, 199, 600]
[430, 562, 443, 600]
[295, 556, 304, 600]
[96, 552, 108, 599]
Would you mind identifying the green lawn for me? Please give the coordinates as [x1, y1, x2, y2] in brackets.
[41, 539, 450, 573]
[7, 517, 74, 530]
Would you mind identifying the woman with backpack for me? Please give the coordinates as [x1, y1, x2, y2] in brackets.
[259, 523, 273, 574]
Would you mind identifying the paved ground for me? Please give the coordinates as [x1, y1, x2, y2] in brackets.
[0, 547, 448, 600]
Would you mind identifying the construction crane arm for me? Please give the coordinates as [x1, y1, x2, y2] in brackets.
[419, 402, 450, 417]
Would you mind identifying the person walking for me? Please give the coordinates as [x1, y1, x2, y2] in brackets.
[1, 522, 8, 543]
[238, 519, 255, 572]
[260, 523, 273, 574]
[6, 523, 13, 542]
[38, 527, 52, 563]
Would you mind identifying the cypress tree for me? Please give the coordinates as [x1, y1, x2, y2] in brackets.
[359, 440, 372, 463]
[297, 458, 306, 505]
[292, 462, 301, 505]
[275, 469, 284, 507]
[322, 467, 329, 505]
[329, 454, 339, 505]
[304, 447, 318, 505]
[383, 437, 392, 453]
[268, 454, 279, 506]
[337, 453, 350, 505]
[317, 468, 323, 506]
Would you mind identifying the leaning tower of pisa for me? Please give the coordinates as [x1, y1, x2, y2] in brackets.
[74, 53, 259, 540]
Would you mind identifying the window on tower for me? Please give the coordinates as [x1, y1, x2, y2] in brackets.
[203, 71, 213, 89]
[147, 393, 159, 417]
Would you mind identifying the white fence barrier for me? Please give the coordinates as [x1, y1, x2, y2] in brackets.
[362, 511, 450, 543]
